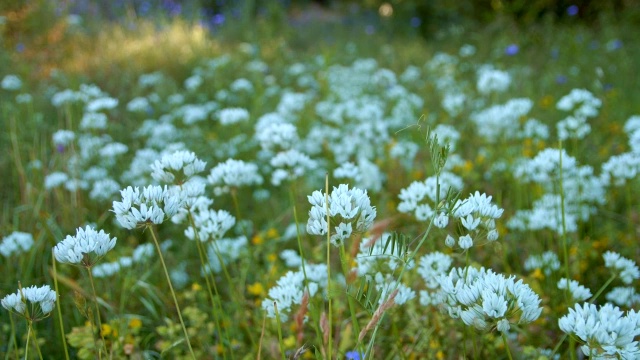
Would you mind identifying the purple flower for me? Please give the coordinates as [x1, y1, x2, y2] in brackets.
[556, 75, 567, 84]
[212, 14, 225, 25]
[567, 5, 579, 16]
[346, 351, 363, 360]
[56, 144, 66, 153]
[505, 44, 519, 56]
[410, 17, 421, 28]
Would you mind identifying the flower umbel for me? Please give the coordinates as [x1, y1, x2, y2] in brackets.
[1, 284, 56, 321]
[53, 226, 116, 266]
[306, 184, 376, 246]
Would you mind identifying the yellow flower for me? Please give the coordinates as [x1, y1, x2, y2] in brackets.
[531, 268, 544, 280]
[266, 228, 279, 239]
[284, 335, 296, 348]
[252, 234, 264, 245]
[191, 283, 202, 292]
[267, 253, 277, 262]
[247, 282, 265, 297]
[128, 318, 142, 329]
[540, 95, 554, 109]
[101, 323, 117, 337]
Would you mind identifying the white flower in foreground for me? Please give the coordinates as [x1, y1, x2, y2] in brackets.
[53, 226, 116, 266]
[306, 184, 376, 246]
[112, 185, 186, 229]
[207, 159, 263, 196]
[2, 285, 56, 321]
[151, 150, 206, 184]
[436, 267, 542, 332]
[603, 251, 640, 285]
[559, 302, 640, 359]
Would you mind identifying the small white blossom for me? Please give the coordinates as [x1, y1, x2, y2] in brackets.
[53, 226, 116, 266]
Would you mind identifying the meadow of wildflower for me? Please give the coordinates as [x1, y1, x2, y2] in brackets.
[1, 1, 640, 359]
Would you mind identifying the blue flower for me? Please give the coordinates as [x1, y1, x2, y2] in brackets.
[345, 350, 364, 360]
[567, 5, 579, 16]
[505, 44, 519, 56]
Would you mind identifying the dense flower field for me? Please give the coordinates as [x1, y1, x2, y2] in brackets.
[1, 5, 639, 359]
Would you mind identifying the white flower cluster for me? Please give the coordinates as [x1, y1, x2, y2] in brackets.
[606, 287, 640, 308]
[255, 122, 299, 152]
[557, 278, 592, 302]
[374, 272, 416, 306]
[435, 267, 543, 332]
[600, 152, 640, 186]
[306, 184, 376, 246]
[603, 251, 640, 284]
[446, 192, 504, 250]
[262, 263, 328, 322]
[112, 185, 186, 229]
[207, 159, 263, 196]
[2, 285, 56, 320]
[476, 66, 511, 95]
[185, 208, 235, 242]
[218, 107, 250, 126]
[53, 226, 117, 266]
[0, 231, 34, 257]
[510, 148, 605, 234]
[269, 149, 316, 186]
[397, 172, 464, 222]
[558, 302, 640, 359]
[1, 74, 22, 91]
[418, 252, 453, 306]
[555, 89, 601, 141]
[150, 150, 207, 184]
[524, 251, 561, 276]
[556, 88, 602, 118]
[470, 98, 533, 142]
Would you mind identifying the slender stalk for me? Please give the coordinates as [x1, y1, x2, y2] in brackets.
[325, 175, 333, 359]
[25, 321, 31, 360]
[187, 210, 232, 359]
[273, 302, 287, 360]
[7, 314, 18, 359]
[289, 186, 309, 288]
[147, 225, 196, 360]
[589, 274, 617, 303]
[30, 323, 43, 360]
[339, 243, 365, 356]
[87, 268, 107, 359]
[230, 187, 242, 221]
[52, 254, 71, 360]
[502, 332, 514, 360]
[558, 142, 576, 360]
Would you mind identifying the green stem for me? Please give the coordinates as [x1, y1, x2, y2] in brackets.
[148, 225, 196, 360]
[25, 321, 31, 360]
[52, 254, 70, 360]
[231, 188, 242, 221]
[188, 210, 232, 360]
[339, 243, 365, 356]
[325, 175, 333, 359]
[502, 332, 513, 360]
[558, 142, 576, 360]
[87, 268, 107, 359]
[273, 302, 287, 360]
[30, 322, 43, 360]
[590, 274, 617, 303]
[8, 312, 18, 360]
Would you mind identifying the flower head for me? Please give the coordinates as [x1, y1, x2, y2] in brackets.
[2, 285, 56, 321]
[151, 150, 207, 184]
[112, 185, 187, 229]
[53, 226, 116, 266]
[306, 184, 376, 246]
